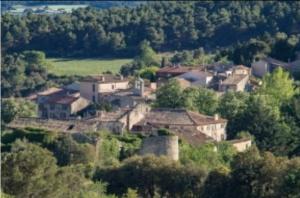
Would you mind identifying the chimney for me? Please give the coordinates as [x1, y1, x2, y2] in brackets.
[214, 114, 219, 121]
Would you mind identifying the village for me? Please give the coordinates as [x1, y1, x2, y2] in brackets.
[8, 55, 299, 160]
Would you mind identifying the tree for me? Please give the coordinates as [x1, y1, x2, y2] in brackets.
[2, 140, 76, 197]
[135, 40, 159, 67]
[138, 66, 159, 82]
[94, 155, 208, 197]
[231, 94, 295, 155]
[51, 135, 96, 166]
[183, 87, 219, 115]
[258, 67, 296, 106]
[1, 98, 37, 123]
[229, 148, 289, 198]
[155, 79, 185, 108]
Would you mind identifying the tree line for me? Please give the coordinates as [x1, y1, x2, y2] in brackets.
[2, 2, 300, 59]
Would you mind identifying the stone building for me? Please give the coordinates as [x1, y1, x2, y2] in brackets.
[87, 103, 151, 134]
[139, 135, 179, 161]
[79, 74, 130, 102]
[36, 87, 90, 119]
[132, 108, 227, 142]
[174, 70, 213, 88]
[100, 78, 156, 109]
[251, 57, 290, 77]
[227, 138, 252, 152]
[218, 74, 249, 92]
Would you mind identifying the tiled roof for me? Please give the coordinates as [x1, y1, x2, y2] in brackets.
[221, 74, 248, 85]
[80, 74, 128, 83]
[47, 95, 79, 105]
[135, 108, 227, 126]
[157, 66, 194, 75]
[227, 138, 251, 144]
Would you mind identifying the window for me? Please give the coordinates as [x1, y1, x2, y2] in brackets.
[50, 104, 55, 110]
[221, 124, 225, 128]
[92, 95, 96, 102]
[50, 113, 55, 119]
[207, 126, 210, 130]
[111, 84, 115, 89]
[60, 113, 66, 119]
[60, 104, 68, 110]
[92, 84, 96, 92]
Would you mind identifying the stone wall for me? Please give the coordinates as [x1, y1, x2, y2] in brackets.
[139, 135, 179, 161]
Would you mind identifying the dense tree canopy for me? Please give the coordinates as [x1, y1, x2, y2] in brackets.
[2, 2, 300, 60]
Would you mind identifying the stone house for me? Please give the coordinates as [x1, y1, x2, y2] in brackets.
[232, 65, 252, 75]
[100, 78, 156, 109]
[251, 57, 290, 77]
[218, 74, 249, 92]
[174, 70, 213, 88]
[79, 74, 130, 103]
[227, 138, 252, 152]
[132, 108, 227, 142]
[88, 103, 151, 134]
[36, 87, 90, 119]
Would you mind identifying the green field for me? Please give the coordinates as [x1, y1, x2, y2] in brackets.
[46, 58, 132, 76]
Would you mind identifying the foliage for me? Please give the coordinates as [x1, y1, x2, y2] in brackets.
[258, 67, 296, 106]
[3, 2, 300, 60]
[51, 135, 96, 166]
[120, 41, 159, 76]
[78, 182, 117, 198]
[1, 51, 48, 97]
[180, 142, 237, 170]
[1, 98, 37, 123]
[98, 134, 121, 166]
[155, 79, 185, 108]
[94, 155, 208, 197]
[183, 87, 219, 115]
[138, 66, 159, 82]
[1, 140, 86, 198]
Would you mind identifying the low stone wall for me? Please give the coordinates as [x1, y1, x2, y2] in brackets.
[139, 135, 179, 161]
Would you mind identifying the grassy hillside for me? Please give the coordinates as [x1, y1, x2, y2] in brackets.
[46, 58, 132, 76]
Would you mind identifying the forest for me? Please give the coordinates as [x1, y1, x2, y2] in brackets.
[2, 1, 300, 61]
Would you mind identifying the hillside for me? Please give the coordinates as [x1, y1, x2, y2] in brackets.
[2, 2, 300, 59]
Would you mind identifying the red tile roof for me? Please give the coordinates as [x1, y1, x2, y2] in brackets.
[157, 66, 194, 75]
[47, 95, 78, 105]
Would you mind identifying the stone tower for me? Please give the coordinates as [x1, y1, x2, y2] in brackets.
[139, 135, 179, 161]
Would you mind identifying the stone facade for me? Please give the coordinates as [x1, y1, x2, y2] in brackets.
[132, 109, 227, 143]
[218, 74, 249, 92]
[36, 87, 90, 119]
[79, 74, 130, 102]
[228, 138, 252, 152]
[139, 135, 179, 161]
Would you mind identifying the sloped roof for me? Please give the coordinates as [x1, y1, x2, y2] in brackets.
[80, 74, 128, 83]
[157, 66, 194, 75]
[221, 74, 248, 85]
[47, 95, 79, 105]
[135, 108, 226, 126]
